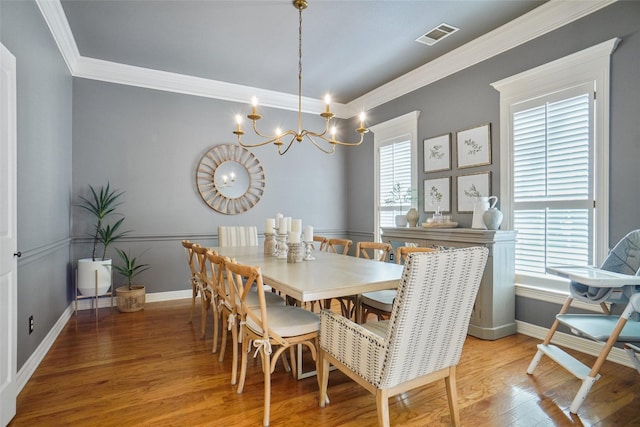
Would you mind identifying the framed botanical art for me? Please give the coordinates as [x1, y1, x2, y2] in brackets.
[456, 123, 491, 168]
[457, 172, 491, 212]
[423, 133, 451, 172]
[424, 177, 451, 213]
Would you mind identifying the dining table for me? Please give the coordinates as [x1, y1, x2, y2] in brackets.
[208, 245, 405, 303]
[208, 245, 405, 379]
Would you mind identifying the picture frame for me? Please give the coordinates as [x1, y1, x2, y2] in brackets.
[456, 123, 491, 168]
[457, 172, 491, 212]
[423, 133, 451, 172]
[424, 177, 451, 213]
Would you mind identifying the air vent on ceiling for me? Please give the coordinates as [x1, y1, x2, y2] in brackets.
[416, 23, 459, 46]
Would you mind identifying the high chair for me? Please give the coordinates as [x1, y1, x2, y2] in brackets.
[526, 229, 640, 414]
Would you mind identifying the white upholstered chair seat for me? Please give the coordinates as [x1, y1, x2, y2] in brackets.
[245, 305, 320, 337]
[360, 290, 395, 313]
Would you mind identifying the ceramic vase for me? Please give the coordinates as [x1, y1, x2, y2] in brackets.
[483, 207, 503, 230]
[406, 208, 420, 227]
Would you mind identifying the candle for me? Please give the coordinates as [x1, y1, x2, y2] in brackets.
[285, 217, 292, 232]
[304, 225, 313, 242]
[265, 218, 275, 234]
[279, 216, 287, 232]
[291, 219, 302, 233]
[289, 232, 301, 244]
[324, 94, 331, 113]
[275, 213, 283, 230]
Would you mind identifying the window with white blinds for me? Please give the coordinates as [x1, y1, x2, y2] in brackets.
[493, 39, 616, 289]
[371, 111, 419, 241]
[512, 90, 594, 275]
[379, 140, 412, 227]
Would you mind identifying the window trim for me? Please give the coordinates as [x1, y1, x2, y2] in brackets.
[370, 110, 420, 241]
[492, 38, 619, 274]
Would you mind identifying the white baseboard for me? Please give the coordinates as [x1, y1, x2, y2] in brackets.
[516, 320, 634, 368]
[16, 289, 192, 395]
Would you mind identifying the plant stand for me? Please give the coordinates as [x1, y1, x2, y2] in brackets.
[75, 268, 113, 316]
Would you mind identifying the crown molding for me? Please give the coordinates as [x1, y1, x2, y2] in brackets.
[38, 0, 616, 119]
[35, 0, 80, 72]
[344, 0, 618, 117]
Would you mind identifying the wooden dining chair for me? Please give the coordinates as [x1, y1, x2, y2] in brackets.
[182, 240, 200, 324]
[323, 238, 355, 317]
[226, 260, 320, 427]
[312, 235, 327, 251]
[208, 251, 286, 385]
[356, 241, 392, 261]
[359, 246, 437, 323]
[319, 247, 489, 427]
[192, 245, 217, 341]
[324, 238, 353, 255]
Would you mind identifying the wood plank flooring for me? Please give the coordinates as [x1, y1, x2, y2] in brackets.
[8, 299, 640, 426]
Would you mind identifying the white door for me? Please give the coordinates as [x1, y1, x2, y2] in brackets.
[0, 43, 18, 426]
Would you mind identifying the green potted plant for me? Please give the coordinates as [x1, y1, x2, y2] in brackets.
[113, 248, 150, 312]
[76, 183, 128, 296]
[385, 182, 417, 227]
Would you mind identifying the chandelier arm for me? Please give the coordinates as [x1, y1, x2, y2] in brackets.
[278, 135, 298, 156]
[304, 134, 337, 155]
[304, 129, 365, 147]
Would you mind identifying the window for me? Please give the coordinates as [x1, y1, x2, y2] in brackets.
[512, 88, 593, 275]
[370, 111, 420, 240]
[492, 38, 618, 288]
[379, 139, 412, 227]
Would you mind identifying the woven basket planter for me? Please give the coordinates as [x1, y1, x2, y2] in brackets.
[115, 285, 146, 312]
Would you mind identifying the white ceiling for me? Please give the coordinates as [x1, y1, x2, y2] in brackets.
[60, 0, 547, 104]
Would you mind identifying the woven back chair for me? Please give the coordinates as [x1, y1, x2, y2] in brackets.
[319, 247, 489, 426]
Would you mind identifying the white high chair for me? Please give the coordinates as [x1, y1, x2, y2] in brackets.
[527, 229, 640, 414]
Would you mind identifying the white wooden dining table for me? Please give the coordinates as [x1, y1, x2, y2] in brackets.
[209, 245, 405, 379]
[209, 245, 405, 302]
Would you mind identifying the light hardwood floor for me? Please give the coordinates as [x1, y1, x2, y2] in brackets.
[8, 300, 640, 426]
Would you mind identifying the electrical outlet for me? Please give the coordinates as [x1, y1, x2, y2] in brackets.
[29, 315, 34, 334]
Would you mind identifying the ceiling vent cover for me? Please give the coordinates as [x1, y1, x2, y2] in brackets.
[416, 23, 459, 46]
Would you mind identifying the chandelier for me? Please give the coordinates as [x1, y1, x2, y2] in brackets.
[233, 0, 368, 155]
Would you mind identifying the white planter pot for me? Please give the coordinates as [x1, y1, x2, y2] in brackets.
[395, 214, 408, 227]
[77, 258, 112, 296]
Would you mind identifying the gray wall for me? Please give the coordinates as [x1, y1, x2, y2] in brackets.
[0, 0, 73, 369]
[346, 1, 640, 325]
[71, 78, 349, 292]
[4, 0, 639, 372]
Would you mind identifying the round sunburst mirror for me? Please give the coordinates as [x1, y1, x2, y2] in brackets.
[196, 144, 265, 214]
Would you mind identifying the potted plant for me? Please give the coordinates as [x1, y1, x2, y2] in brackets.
[385, 182, 417, 227]
[76, 183, 127, 296]
[113, 248, 150, 312]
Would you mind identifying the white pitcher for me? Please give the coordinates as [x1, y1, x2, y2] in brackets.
[471, 196, 497, 229]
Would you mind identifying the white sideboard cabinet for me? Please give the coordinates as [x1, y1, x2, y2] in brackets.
[381, 227, 517, 340]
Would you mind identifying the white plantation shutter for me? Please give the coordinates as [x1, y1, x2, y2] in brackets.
[512, 89, 594, 275]
[379, 140, 412, 227]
